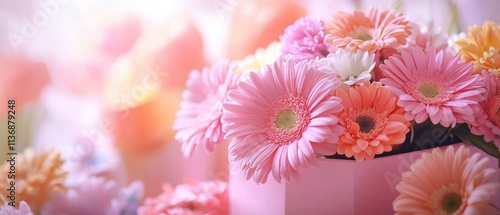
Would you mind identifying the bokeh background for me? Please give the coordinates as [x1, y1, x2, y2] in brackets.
[1, 0, 499, 199]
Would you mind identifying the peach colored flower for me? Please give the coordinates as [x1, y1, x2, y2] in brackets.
[110, 91, 181, 155]
[0, 148, 66, 213]
[334, 82, 410, 161]
[394, 145, 500, 214]
[104, 16, 207, 154]
[455, 21, 500, 75]
[148, 17, 207, 91]
[324, 7, 411, 53]
[470, 71, 500, 147]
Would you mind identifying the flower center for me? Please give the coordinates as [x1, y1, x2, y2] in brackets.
[348, 27, 373, 41]
[266, 93, 310, 145]
[357, 34, 372, 41]
[431, 184, 465, 214]
[441, 192, 462, 214]
[418, 83, 439, 98]
[344, 108, 387, 140]
[405, 75, 452, 105]
[275, 110, 297, 130]
[355, 115, 375, 133]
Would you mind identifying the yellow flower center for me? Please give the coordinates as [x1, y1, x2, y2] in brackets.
[418, 83, 439, 98]
[357, 34, 373, 41]
[348, 27, 373, 41]
[275, 110, 297, 130]
[266, 93, 310, 145]
[441, 192, 462, 214]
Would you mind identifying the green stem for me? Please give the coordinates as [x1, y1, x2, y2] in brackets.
[392, 0, 403, 13]
[447, 0, 462, 34]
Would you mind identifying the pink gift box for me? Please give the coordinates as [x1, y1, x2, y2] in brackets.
[229, 144, 500, 215]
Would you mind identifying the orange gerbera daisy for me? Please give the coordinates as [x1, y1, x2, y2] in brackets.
[0, 148, 66, 213]
[455, 21, 500, 75]
[324, 7, 411, 53]
[335, 82, 410, 161]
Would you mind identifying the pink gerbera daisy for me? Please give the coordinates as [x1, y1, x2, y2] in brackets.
[173, 61, 241, 157]
[222, 57, 344, 184]
[380, 47, 485, 127]
[471, 71, 500, 147]
[138, 180, 228, 215]
[372, 47, 399, 81]
[335, 82, 410, 161]
[324, 7, 411, 53]
[394, 145, 500, 214]
[280, 17, 329, 61]
[405, 22, 449, 52]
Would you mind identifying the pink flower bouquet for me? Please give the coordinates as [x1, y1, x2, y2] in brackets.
[174, 6, 500, 214]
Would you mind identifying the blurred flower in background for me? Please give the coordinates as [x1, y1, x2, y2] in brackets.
[173, 61, 240, 158]
[0, 54, 50, 163]
[137, 180, 228, 215]
[224, 0, 306, 60]
[42, 176, 143, 215]
[0, 55, 49, 112]
[0, 201, 33, 215]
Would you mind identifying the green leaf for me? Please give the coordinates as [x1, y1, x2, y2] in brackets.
[452, 124, 500, 159]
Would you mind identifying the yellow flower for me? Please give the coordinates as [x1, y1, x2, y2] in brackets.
[0, 148, 66, 213]
[236, 41, 282, 74]
[456, 21, 500, 75]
